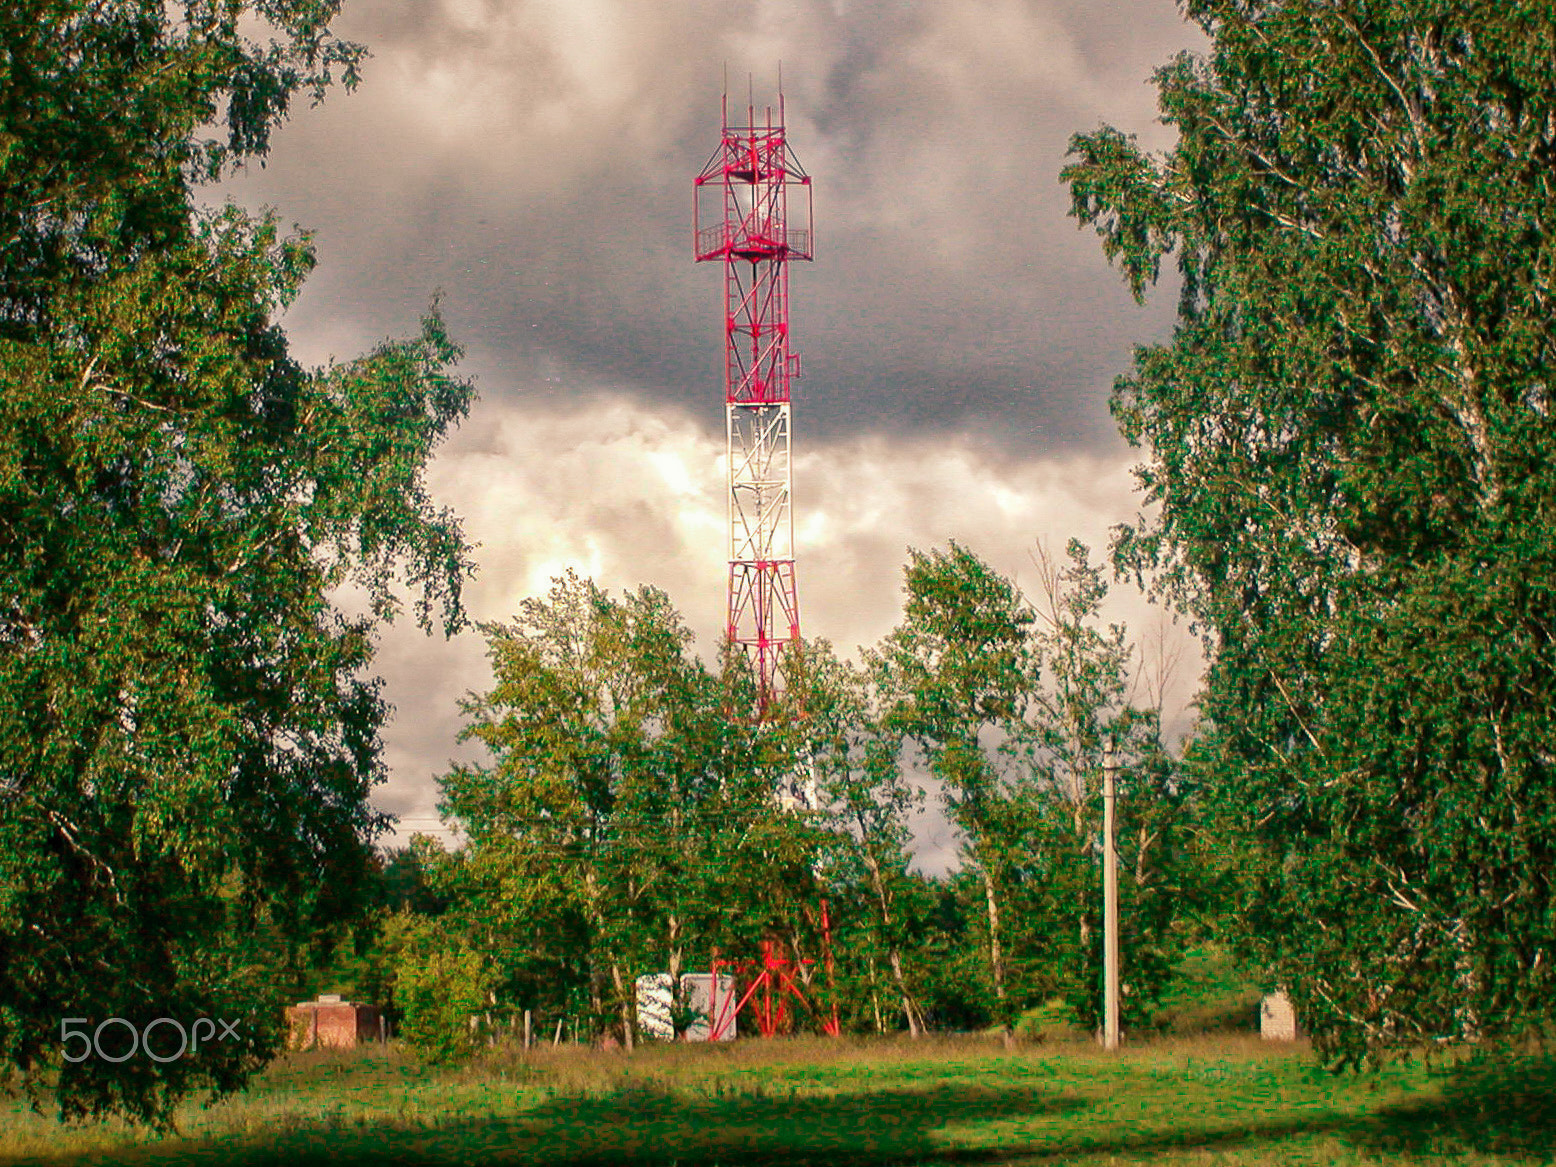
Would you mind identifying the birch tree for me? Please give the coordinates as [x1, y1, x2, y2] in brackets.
[872, 543, 1035, 1045]
[438, 574, 699, 1049]
[436, 574, 825, 1044]
[790, 640, 928, 1036]
[0, 0, 472, 1125]
[1063, 0, 1556, 1062]
[1020, 539, 1190, 1030]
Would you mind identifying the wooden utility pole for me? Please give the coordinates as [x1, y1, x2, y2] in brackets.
[1102, 739, 1121, 1052]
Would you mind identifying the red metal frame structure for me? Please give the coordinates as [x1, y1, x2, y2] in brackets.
[707, 937, 840, 1041]
[814, 898, 841, 1037]
[694, 86, 813, 715]
[691, 82, 839, 1042]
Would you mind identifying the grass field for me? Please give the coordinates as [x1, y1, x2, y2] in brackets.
[1, 1032, 1553, 1166]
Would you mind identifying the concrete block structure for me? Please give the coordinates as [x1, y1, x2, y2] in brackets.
[636, 973, 674, 1041]
[634, 973, 737, 1042]
[1259, 990, 1303, 1041]
[285, 994, 383, 1050]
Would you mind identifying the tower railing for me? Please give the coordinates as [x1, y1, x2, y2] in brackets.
[695, 224, 811, 261]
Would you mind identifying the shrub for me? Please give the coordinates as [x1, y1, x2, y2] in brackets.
[385, 914, 497, 1064]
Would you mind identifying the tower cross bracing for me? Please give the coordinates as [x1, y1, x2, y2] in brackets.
[695, 89, 813, 714]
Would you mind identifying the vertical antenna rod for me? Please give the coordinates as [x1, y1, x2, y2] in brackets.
[694, 81, 814, 714]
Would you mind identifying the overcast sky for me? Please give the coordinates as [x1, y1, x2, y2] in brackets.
[216, 0, 1211, 871]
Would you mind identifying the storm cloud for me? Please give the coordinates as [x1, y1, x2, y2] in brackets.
[214, 0, 1210, 865]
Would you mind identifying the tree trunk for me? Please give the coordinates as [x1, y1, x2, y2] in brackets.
[1067, 716, 1088, 840]
[589, 951, 604, 1045]
[787, 924, 819, 992]
[888, 947, 925, 1038]
[865, 851, 923, 1038]
[668, 913, 683, 984]
[610, 961, 635, 1052]
[1135, 826, 1158, 886]
[667, 912, 684, 1038]
[869, 954, 884, 1035]
[668, 807, 686, 1036]
[1453, 917, 1481, 1042]
[981, 864, 1013, 1048]
[584, 866, 607, 1046]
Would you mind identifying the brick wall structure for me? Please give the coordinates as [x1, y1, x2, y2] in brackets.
[285, 995, 383, 1051]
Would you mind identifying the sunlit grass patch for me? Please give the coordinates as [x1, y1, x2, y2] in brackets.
[1, 1035, 1552, 1166]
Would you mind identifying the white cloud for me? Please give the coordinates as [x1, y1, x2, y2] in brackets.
[373, 391, 1202, 866]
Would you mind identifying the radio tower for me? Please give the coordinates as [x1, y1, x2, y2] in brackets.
[694, 81, 813, 716]
[693, 86, 836, 1039]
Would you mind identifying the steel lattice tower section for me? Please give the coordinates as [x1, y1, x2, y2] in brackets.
[695, 89, 813, 715]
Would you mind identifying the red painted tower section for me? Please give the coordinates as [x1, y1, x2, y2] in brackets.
[695, 88, 813, 714]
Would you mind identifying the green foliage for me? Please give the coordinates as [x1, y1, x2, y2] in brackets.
[1149, 944, 1263, 1036]
[908, 870, 997, 1033]
[1063, 0, 1556, 1062]
[869, 541, 1195, 1037]
[421, 552, 1198, 1046]
[377, 844, 456, 919]
[1019, 540, 1195, 1032]
[871, 542, 1036, 1032]
[384, 913, 496, 1066]
[0, 0, 472, 1126]
[431, 573, 829, 1044]
[786, 639, 930, 1035]
[279, 847, 451, 1010]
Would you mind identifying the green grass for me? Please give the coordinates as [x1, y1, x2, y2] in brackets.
[1014, 943, 1265, 1042]
[1, 1034, 1553, 1165]
[1148, 944, 1266, 1036]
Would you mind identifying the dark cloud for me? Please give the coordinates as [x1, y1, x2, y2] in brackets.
[218, 0, 1212, 865]
[222, 0, 1203, 458]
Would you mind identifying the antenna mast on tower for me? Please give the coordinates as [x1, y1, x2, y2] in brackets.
[694, 80, 813, 715]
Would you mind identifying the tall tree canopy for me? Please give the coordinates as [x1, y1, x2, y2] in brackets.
[872, 543, 1035, 1042]
[870, 541, 1191, 1039]
[412, 553, 1192, 1050]
[1017, 539, 1191, 1032]
[0, 0, 473, 1123]
[795, 640, 929, 1037]
[1063, 0, 1556, 1063]
[434, 573, 828, 1049]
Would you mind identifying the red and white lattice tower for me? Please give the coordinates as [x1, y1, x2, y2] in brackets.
[694, 87, 813, 715]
